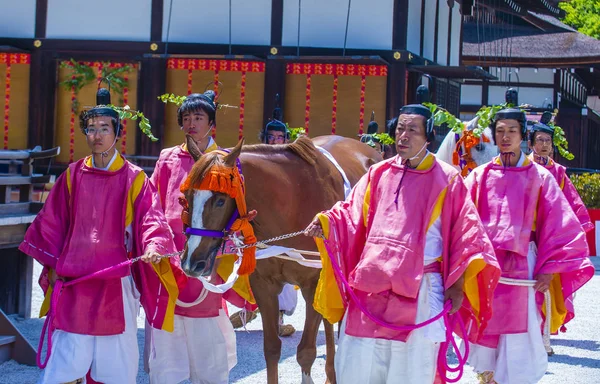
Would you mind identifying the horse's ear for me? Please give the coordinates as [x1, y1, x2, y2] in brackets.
[224, 138, 244, 167]
[186, 135, 202, 162]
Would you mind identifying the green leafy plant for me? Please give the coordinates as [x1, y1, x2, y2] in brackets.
[548, 123, 574, 161]
[59, 60, 133, 113]
[108, 105, 157, 142]
[569, 173, 600, 209]
[158, 93, 238, 110]
[159, 93, 188, 106]
[423, 103, 465, 136]
[288, 126, 307, 141]
[360, 133, 395, 148]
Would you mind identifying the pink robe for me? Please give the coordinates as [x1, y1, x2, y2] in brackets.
[465, 157, 595, 347]
[320, 154, 500, 343]
[19, 156, 186, 335]
[151, 144, 250, 317]
[530, 155, 594, 233]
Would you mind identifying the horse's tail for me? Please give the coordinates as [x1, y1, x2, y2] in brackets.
[288, 136, 318, 166]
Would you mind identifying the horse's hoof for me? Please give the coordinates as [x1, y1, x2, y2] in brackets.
[229, 309, 259, 329]
[547, 347, 555, 356]
[279, 324, 296, 337]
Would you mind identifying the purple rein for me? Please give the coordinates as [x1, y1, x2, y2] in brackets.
[185, 210, 239, 238]
[323, 236, 469, 383]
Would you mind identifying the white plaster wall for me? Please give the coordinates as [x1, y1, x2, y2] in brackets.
[461, 84, 482, 105]
[46, 0, 151, 41]
[489, 67, 554, 85]
[450, 3, 461, 66]
[162, 0, 271, 45]
[489, 85, 554, 109]
[0, 0, 36, 38]
[422, 0, 436, 61]
[436, 0, 449, 65]
[282, 0, 393, 49]
[406, 0, 423, 54]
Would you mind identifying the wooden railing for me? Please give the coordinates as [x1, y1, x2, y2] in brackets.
[0, 146, 60, 316]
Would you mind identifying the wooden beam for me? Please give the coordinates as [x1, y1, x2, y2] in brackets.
[433, 0, 440, 64]
[393, 0, 409, 50]
[137, 56, 167, 158]
[262, 58, 287, 134]
[482, 67, 489, 105]
[34, 0, 48, 39]
[27, 50, 57, 153]
[271, 0, 284, 47]
[420, 0, 427, 57]
[386, 62, 407, 121]
[150, 0, 165, 42]
[447, 0, 453, 66]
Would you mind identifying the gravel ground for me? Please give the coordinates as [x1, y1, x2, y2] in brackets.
[1, 260, 599, 383]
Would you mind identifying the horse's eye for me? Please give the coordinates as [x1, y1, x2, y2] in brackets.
[216, 199, 225, 207]
[475, 143, 484, 151]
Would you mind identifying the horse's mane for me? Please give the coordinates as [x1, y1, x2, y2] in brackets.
[242, 136, 317, 166]
[185, 151, 226, 190]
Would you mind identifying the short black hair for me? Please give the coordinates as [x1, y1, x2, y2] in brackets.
[79, 108, 121, 137]
[177, 90, 217, 127]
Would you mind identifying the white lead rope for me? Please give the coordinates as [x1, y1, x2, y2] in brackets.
[498, 277, 552, 353]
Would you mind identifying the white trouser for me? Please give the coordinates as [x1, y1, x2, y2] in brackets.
[38, 276, 140, 384]
[279, 284, 298, 315]
[467, 242, 548, 384]
[146, 310, 236, 384]
[335, 273, 444, 384]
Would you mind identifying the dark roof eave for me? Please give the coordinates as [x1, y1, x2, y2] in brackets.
[462, 55, 600, 67]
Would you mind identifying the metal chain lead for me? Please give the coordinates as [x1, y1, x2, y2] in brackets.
[236, 230, 308, 250]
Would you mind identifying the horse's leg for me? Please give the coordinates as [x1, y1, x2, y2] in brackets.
[251, 274, 282, 384]
[323, 319, 337, 384]
[297, 283, 321, 383]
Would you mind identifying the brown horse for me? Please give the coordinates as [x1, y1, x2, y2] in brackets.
[180, 135, 382, 384]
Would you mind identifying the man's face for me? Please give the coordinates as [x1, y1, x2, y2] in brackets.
[85, 116, 117, 153]
[495, 119, 522, 154]
[532, 131, 553, 157]
[395, 114, 428, 159]
[267, 130, 286, 145]
[182, 109, 213, 143]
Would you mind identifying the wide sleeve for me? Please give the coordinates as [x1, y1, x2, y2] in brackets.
[534, 174, 595, 332]
[312, 169, 371, 324]
[562, 174, 594, 233]
[149, 150, 168, 210]
[131, 175, 187, 332]
[18, 170, 71, 269]
[443, 174, 501, 343]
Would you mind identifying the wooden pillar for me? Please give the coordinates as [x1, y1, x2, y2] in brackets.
[28, 50, 57, 152]
[386, 62, 407, 121]
[262, 59, 287, 131]
[137, 56, 167, 157]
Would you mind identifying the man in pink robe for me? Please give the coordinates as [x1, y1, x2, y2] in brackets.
[148, 91, 248, 384]
[465, 108, 595, 384]
[19, 93, 186, 384]
[305, 105, 501, 383]
[529, 122, 593, 233]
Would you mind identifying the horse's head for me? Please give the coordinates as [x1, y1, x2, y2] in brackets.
[179, 136, 243, 277]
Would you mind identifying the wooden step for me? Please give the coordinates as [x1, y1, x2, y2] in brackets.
[0, 309, 36, 366]
[0, 335, 16, 364]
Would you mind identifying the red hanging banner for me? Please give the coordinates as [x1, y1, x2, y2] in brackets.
[187, 68, 193, 95]
[331, 74, 338, 135]
[286, 63, 387, 76]
[69, 82, 76, 163]
[3, 63, 10, 149]
[238, 71, 246, 140]
[305, 74, 312, 133]
[120, 74, 129, 154]
[167, 59, 265, 73]
[359, 75, 366, 135]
